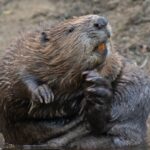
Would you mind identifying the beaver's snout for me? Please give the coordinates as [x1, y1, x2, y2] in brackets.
[93, 17, 108, 30]
[93, 16, 111, 39]
[86, 15, 111, 42]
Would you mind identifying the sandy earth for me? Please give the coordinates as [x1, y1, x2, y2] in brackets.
[0, 0, 150, 145]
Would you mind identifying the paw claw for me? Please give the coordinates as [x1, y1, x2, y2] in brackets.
[31, 84, 54, 104]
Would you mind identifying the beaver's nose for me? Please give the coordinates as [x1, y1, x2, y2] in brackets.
[94, 17, 108, 29]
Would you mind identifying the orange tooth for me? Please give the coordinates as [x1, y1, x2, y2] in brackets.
[98, 43, 106, 53]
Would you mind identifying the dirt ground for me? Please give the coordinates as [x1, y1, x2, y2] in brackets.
[0, 0, 150, 145]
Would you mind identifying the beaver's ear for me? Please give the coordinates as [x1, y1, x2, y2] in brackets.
[40, 31, 49, 43]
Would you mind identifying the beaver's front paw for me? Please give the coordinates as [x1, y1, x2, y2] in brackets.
[31, 84, 54, 104]
[83, 70, 112, 105]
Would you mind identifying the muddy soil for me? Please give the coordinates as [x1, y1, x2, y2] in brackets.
[0, 0, 150, 145]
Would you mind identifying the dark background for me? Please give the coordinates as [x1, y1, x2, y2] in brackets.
[0, 0, 150, 146]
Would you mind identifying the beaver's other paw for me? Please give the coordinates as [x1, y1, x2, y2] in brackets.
[31, 84, 54, 104]
[83, 70, 112, 104]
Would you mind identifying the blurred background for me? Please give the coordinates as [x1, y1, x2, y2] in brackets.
[0, 0, 150, 146]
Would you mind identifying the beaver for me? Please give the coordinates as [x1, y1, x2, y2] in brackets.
[1, 14, 150, 149]
[0, 15, 112, 144]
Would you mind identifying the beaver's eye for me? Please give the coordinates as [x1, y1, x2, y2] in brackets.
[67, 26, 75, 33]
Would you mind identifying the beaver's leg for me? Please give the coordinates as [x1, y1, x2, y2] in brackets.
[21, 72, 54, 104]
[82, 70, 112, 134]
[20, 72, 54, 115]
[4, 116, 83, 145]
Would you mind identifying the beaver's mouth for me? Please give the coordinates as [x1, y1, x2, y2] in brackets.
[94, 42, 108, 56]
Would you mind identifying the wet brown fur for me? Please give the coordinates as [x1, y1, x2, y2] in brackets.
[0, 15, 122, 144]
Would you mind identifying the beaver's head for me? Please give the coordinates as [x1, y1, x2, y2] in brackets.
[46, 15, 111, 69]
[26, 15, 112, 88]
